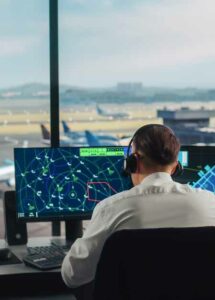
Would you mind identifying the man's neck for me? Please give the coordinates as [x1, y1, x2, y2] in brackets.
[132, 169, 172, 186]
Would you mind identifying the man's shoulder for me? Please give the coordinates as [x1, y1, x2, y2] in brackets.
[175, 182, 214, 199]
[175, 183, 215, 201]
[191, 187, 214, 197]
[95, 182, 214, 212]
[96, 185, 139, 210]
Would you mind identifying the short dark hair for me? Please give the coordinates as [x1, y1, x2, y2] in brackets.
[132, 124, 180, 166]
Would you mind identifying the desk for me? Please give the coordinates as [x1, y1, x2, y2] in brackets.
[0, 237, 79, 299]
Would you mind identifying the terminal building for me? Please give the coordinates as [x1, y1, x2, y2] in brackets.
[157, 107, 215, 144]
[116, 82, 143, 94]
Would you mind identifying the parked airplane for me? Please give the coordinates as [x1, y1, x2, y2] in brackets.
[62, 121, 85, 141]
[41, 123, 101, 146]
[40, 124, 74, 146]
[41, 122, 121, 146]
[0, 160, 15, 186]
[96, 105, 129, 119]
[61, 120, 119, 146]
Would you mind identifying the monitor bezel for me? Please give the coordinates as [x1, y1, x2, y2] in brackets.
[180, 145, 215, 154]
[173, 145, 215, 184]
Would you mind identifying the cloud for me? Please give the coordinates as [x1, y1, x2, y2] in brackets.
[0, 36, 39, 57]
[62, 0, 113, 7]
[0, 0, 12, 7]
[60, 0, 215, 86]
[70, 0, 86, 5]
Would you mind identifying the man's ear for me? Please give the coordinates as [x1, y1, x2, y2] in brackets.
[170, 161, 178, 176]
[136, 154, 144, 173]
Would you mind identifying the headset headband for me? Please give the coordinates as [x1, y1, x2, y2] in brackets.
[127, 124, 166, 157]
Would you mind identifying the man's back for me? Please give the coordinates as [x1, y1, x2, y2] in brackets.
[62, 123, 215, 288]
[62, 172, 215, 287]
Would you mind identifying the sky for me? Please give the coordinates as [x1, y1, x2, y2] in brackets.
[0, 0, 215, 88]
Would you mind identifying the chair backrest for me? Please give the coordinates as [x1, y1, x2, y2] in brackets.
[93, 227, 215, 300]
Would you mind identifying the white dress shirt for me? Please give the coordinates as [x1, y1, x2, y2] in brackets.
[61, 172, 215, 288]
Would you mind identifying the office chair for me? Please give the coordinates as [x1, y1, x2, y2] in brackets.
[93, 227, 215, 300]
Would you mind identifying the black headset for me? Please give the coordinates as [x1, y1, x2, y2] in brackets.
[123, 124, 183, 177]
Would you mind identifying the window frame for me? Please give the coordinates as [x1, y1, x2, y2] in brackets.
[49, 0, 60, 148]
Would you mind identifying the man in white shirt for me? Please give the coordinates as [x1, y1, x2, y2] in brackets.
[61, 124, 215, 288]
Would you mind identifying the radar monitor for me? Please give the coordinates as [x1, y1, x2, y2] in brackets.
[14, 146, 133, 221]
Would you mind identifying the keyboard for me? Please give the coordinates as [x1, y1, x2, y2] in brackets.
[23, 244, 67, 270]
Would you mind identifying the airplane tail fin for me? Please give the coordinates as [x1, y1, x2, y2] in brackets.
[96, 105, 103, 115]
[62, 120, 71, 133]
[85, 130, 101, 146]
[22, 140, 29, 148]
[40, 124, 50, 140]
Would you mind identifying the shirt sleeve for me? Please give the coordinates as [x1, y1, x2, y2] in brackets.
[61, 202, 112, 288]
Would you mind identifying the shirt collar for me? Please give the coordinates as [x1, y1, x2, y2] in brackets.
[140, 172, 173, 187]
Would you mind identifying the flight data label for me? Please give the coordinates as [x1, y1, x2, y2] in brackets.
[80, 147, 125, 157]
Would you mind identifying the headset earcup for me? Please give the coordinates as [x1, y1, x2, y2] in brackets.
[124, 154, 138, 175]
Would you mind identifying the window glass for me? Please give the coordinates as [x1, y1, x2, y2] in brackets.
[59, 0, 215, 148]
[0, 0, 50, 238]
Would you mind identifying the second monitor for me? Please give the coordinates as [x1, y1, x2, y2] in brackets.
[175, 145, 214, 194]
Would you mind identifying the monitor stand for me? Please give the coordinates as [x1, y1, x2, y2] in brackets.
[51, 220, 83, 249]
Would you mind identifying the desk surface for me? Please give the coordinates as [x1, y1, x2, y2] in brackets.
[0, 237, 78, 298]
